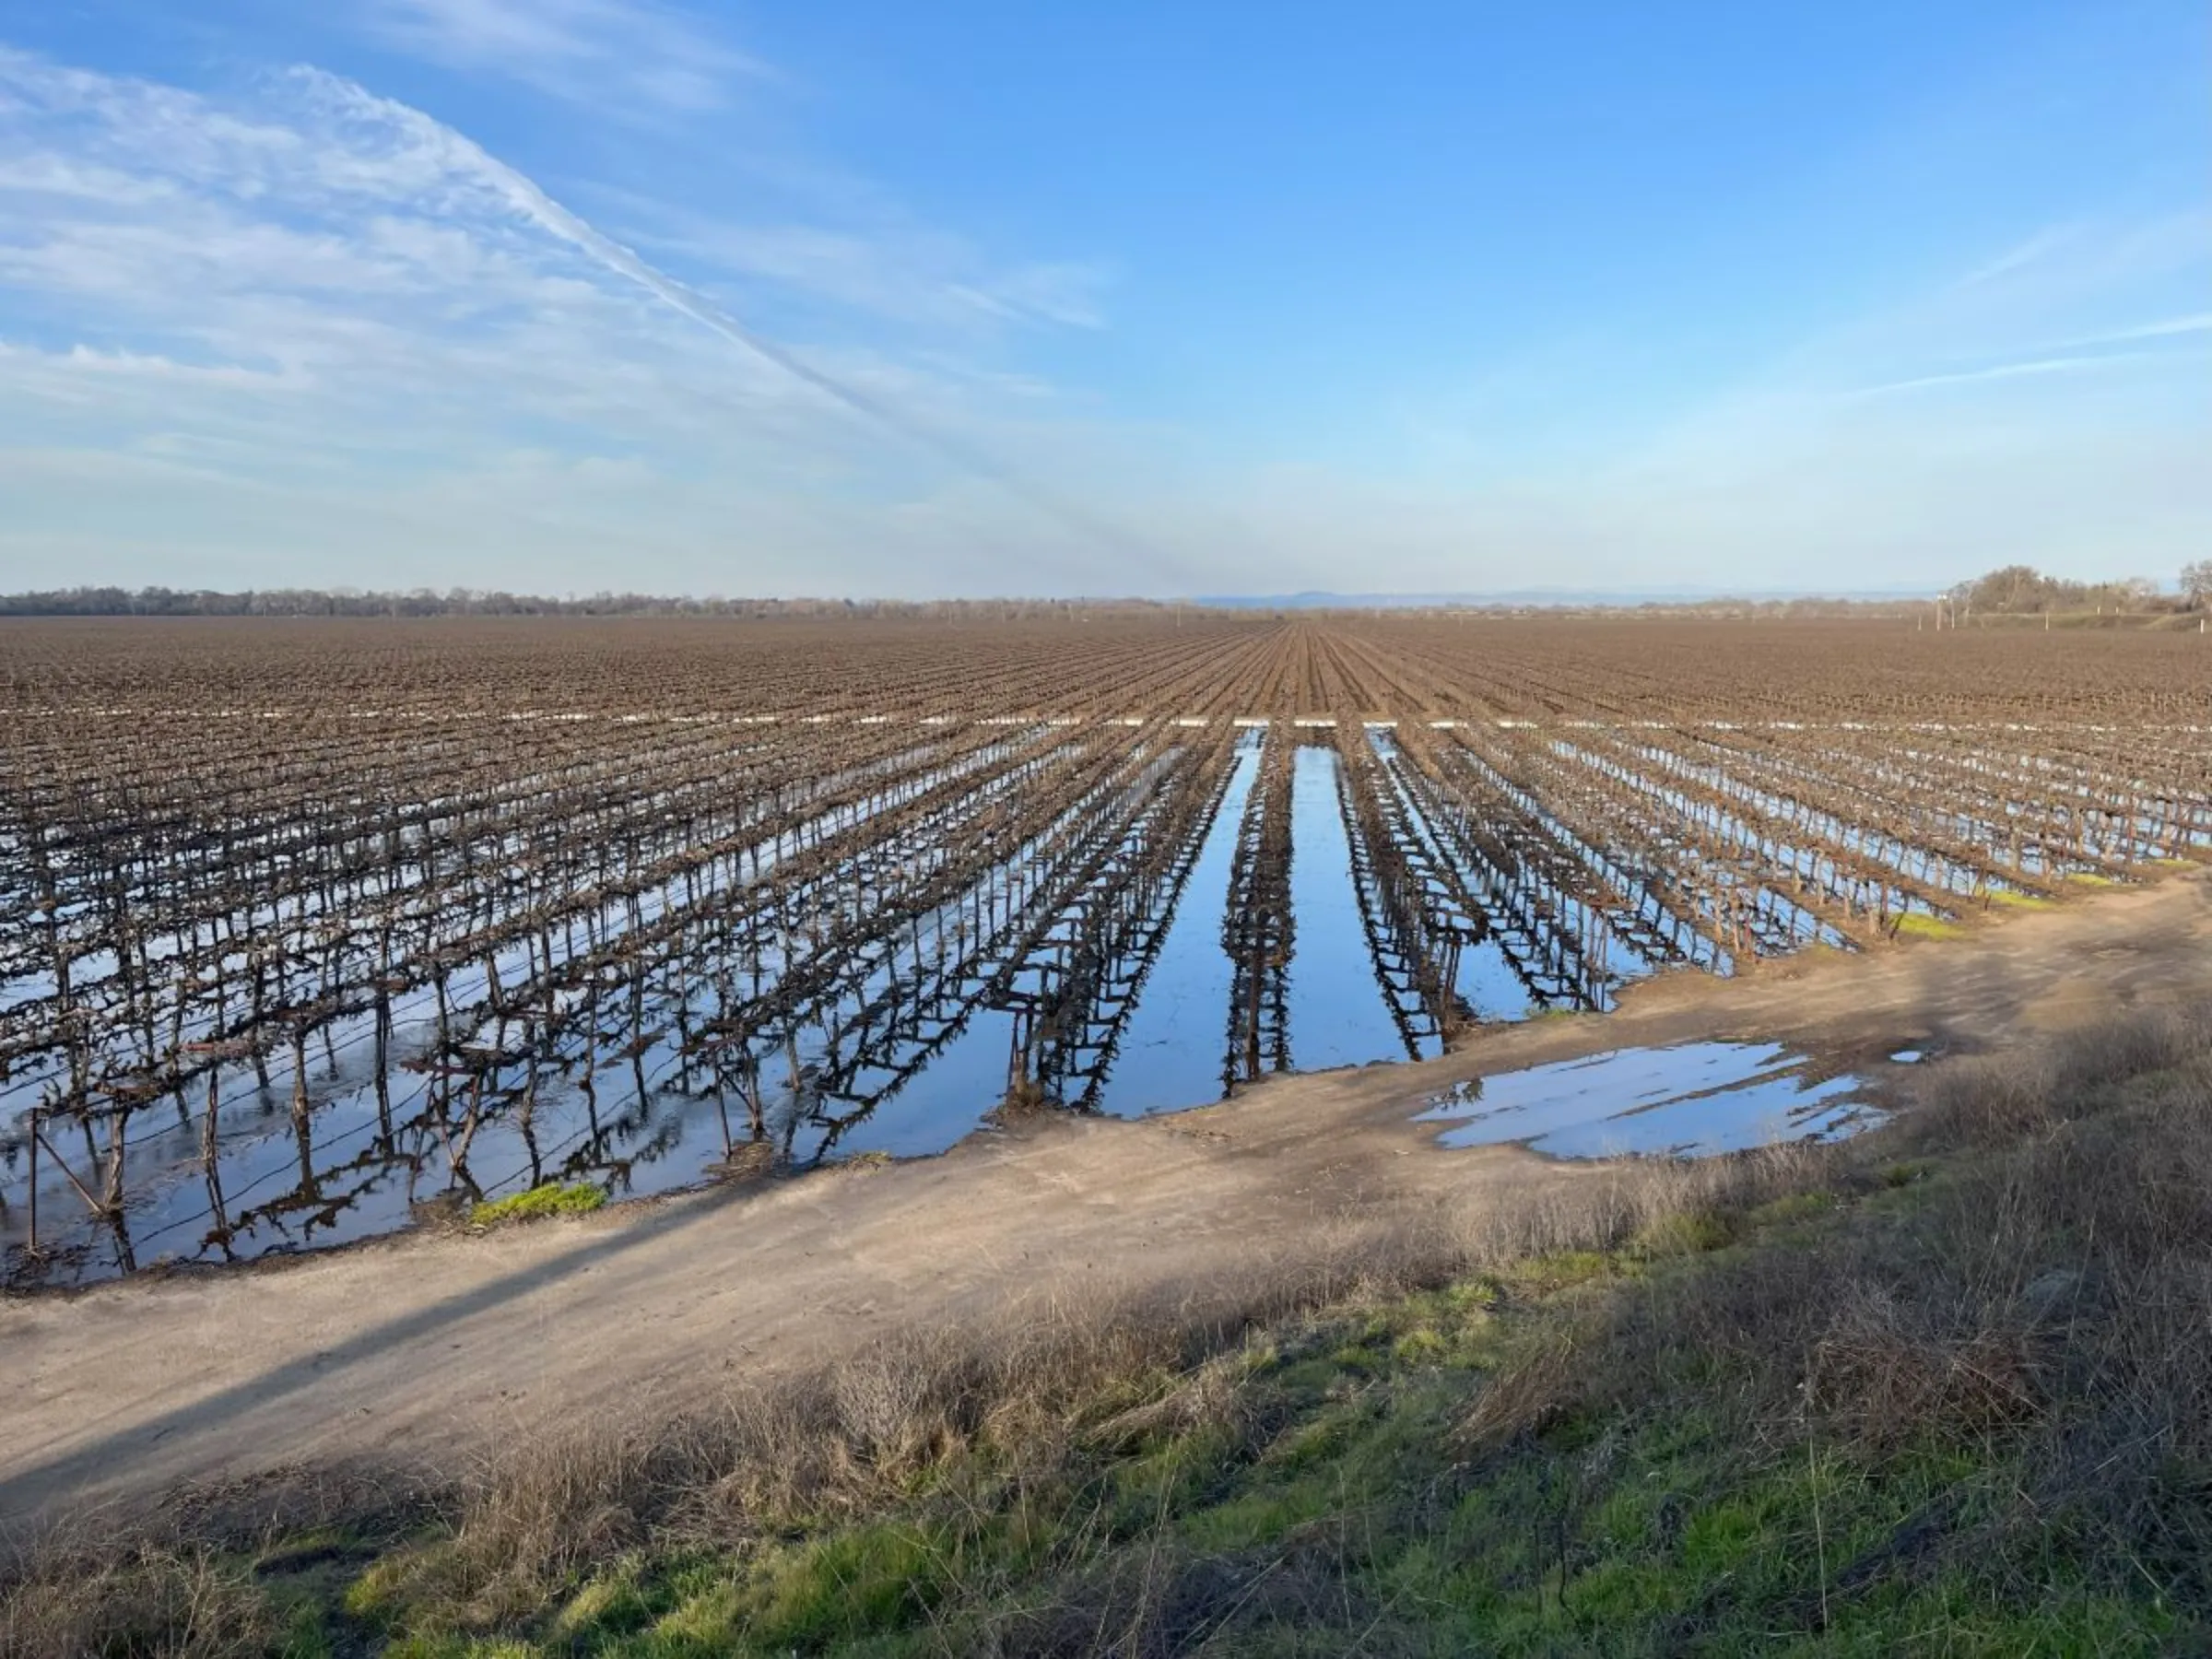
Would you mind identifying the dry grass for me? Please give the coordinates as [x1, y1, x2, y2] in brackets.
[0, 1209, 1466, 1656]
[1806, 1285, 2044, 1449]
[0, 1540, 281, 1659]
[290, 1228, 1459, 1638]
[1449, 1137, 1831, 1269]
[1451, 1004, 2212, 1606]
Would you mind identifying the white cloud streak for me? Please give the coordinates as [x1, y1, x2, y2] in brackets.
[361, 0, 768, 112]
[2044, 312, 2212, 349]
[0, 46, 1166, 593]
[288, 71, 1164, 571]
[1853, 351, 2155, 397]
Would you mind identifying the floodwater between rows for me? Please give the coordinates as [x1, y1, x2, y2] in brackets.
[1287, 745, 1421, 1072]
[1, 742, 1879, 1284]
[1090, 744, 1260, 1116]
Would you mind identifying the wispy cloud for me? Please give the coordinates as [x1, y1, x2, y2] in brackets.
[618, 209, 1115, 336]
[292, 69, 1159, 567]
[0, 45, 1158, 594]
[2043, 312, 2212, 349]
[1853, 309, 2212, 396]
[1851, 352, 2147, 397]
[1952, 223, 2083, 288]
[360, 0, 768, 112]
[1, 4, 2203, 602]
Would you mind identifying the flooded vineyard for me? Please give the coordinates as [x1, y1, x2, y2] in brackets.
[6, 615, 2210, 1283]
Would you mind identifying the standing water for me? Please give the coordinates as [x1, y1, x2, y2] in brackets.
[1095, 739, 1261, 1115]
[1418, 1041, 1881, 1159]
[1285, 745, 1418, 1070]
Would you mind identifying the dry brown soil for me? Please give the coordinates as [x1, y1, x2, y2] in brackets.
[4, 875, 2205, 1527]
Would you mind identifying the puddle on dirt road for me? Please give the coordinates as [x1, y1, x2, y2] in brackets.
[1418, 1041, 1884, 1159]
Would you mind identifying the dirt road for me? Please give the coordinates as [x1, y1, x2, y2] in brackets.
[5, 875, 2205, 1526]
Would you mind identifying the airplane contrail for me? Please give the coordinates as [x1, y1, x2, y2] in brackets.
[304, 71, 1175, 580]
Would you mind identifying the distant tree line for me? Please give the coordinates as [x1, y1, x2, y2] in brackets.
[1946, 564, 2212, 618]
[5, 571, 2206, 620]
[0, 587, 1173, 620]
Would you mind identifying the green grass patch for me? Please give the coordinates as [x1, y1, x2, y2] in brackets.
[1983, 887, 2055, 911]
[1744, 1189, 1836, 1228]
[1892, 910, 1966, 941]
[468, 1182, 606, 1228]
[1625, 1206, 1737, 1259]
[1500, 1246, 1617, 1292]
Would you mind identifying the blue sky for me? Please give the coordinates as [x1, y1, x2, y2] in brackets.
[1, 1, 2205, 597]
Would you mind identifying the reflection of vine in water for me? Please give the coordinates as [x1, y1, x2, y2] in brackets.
[4, 706, 1598, 1283]
[1017, 735, 1238, 1112]
[1386, 724, 1693, 1012]
[4, 718, 1035, 1276]
[170, 734, 1088, 1239]
[1332, 724, 1476, 1055]
[735, 729, 1227, 1159]
[1222, 725, 1295, 1088]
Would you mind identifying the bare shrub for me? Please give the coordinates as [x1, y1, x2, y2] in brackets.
[0, 1540, 276, 1659]
[1912, 1050, 2063, 1147]
[1806, 1284, 2043, 1449]
[2041, 1005, 2209, 1099]
[1910, 1005, 2212, 1151]
[831, 1325, 987, 1474]
[1456, 1322, 1598, 1451]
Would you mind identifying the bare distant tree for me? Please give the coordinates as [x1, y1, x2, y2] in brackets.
[2183, 560, 2212, 610]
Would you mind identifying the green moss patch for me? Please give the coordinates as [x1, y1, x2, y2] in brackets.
[468, 1182, 606, 1229]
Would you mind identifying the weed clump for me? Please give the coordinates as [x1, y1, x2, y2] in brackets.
[1892, 910, 1966, 941]
[468, 1182, 606, 1229]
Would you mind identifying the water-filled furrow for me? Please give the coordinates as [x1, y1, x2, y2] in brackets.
[1473, 733, 1842, 957]
[1551, 741, 1902, 937]
[0, 728, 1042, 1112]
[1094, 735, 1263, 1114]
[1283, 745, 1416, 1071]
[1627, 738, 1993, 902]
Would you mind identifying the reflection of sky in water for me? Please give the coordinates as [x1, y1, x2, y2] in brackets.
[1093, 746, 1258, 1116]
[1101, 741, 1431, 1115]
[5, 739, 1441, 1281]
[1283, 746, 1419, 1073]
[1419, 1041, 1883, 1159]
